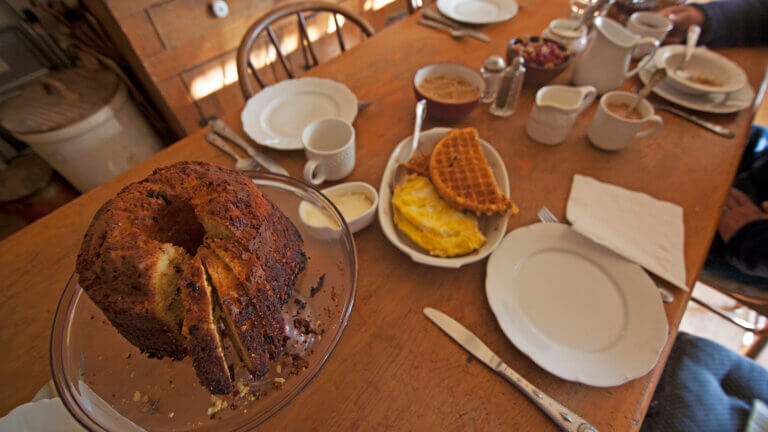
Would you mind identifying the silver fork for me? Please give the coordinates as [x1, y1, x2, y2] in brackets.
[536, 206, 674, 303]
[537, 206, 559, 224]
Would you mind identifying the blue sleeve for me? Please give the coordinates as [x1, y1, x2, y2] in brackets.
[693, 0, 768, 48]
[724, 219, 768, 278]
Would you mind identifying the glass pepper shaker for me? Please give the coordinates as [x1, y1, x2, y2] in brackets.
[481, 55, 506, 103]
[490, 57, 525, 117]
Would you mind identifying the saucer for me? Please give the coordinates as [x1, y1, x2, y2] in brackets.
[241, 78, 358, 150]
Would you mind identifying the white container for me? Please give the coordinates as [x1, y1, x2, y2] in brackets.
[543, 18, 588, 54]
[587, 91, 663, 151]
[572, 17, 659, 94]
[626, 12, 673, 60]
[11, 83, 163, 192]
[526, 85, 596, 145]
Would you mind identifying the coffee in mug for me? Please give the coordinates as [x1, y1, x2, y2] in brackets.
[587, 91, 663, 151]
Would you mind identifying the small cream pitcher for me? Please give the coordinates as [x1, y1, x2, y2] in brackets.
[572, 17, 659, 94]
[526, 85, 597, 145]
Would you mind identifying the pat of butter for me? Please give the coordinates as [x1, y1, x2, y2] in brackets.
[305, 193, 373, 228]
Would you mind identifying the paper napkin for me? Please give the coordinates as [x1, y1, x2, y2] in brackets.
[566, 174, 688, 291]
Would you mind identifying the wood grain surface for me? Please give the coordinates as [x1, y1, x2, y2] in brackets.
[1, 6, 766, 431]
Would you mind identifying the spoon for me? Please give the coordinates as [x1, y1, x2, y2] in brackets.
[417, 19, 475, 40]
[628, 68, 667, 112]
[674, 25, 701, 81]
[205, 132, 261, 171]
[580, 0, 613, 29]
[392, 100, 427, 190]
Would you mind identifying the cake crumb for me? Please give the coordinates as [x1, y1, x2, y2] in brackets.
[169, 412, 174, 418]
[310, 274, 325, 297]
[276, 365, 282, 374]
[207, 395, 227, 416]
[133, 391, 141, 402]
[274, 377, 285, 384]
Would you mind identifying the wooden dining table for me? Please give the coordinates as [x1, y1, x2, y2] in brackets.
[1, 3, 767, 430]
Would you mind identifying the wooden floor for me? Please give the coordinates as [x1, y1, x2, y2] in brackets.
[681, 282, 768, 367]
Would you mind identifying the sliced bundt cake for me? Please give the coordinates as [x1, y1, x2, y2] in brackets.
[180, 256, 232, 394]
[76, 161, 307, 393]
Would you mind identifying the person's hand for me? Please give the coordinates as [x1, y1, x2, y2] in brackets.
[658, 5, 705, 44]
[718, 188, 768, 242]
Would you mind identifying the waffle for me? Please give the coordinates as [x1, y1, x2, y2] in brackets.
[404, 152, 431, 176]
[428, 128, 518, 215]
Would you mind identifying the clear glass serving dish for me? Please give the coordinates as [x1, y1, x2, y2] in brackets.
[50, 172, 358, 431]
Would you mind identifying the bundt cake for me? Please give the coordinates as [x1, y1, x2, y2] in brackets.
[76, 161, 307, 394]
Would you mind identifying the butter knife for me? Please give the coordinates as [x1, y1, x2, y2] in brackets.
[209, 119, 289, 175]
[423, 307, 598, 432]
[422, 9, 491, 42]
[651, 102, 735, 138]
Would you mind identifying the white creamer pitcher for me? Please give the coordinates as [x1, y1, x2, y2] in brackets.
[572, 17, 659, 94]
[526, 85, 597, 145]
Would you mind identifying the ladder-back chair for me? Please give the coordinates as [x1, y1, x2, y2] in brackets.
[236, 1, 375, 99]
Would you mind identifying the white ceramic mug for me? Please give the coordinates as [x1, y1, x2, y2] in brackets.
[626, 12, 673, 60]
[587, 91, 663, 151]
[302, 118, 355, 185]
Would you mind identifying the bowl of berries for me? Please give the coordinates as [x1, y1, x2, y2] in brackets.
[507, 36, 571, 88]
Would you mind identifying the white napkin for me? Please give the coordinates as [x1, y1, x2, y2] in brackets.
[0, 390, 86, 432]
[566, 174, 688, 291]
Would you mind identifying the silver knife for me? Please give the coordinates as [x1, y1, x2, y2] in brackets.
[209, 119, 290, 176]
[423, 307, 598, 432]
[651, 103, 735, 138]
[422, 9, 491, 42]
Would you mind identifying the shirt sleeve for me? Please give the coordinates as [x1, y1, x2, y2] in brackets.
[693, 0, 768, 48]
[724, 219, 768, 278]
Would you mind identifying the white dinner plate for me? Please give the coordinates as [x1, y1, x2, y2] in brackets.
[486, 223, 668, 387]
[240, 78, 358, 150]
[437, 0, 518, 24]
[377, 127, 510, 268]
[639, 46, 754, 114]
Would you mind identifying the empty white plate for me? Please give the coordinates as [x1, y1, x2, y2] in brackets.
[240, 78, 358, 150]
[437, 0, 518, 24]
[486, 223, 668, 387]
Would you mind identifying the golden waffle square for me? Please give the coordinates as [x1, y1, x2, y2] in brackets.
[428, 128, 518, 215]
[404, 152, 431, 176]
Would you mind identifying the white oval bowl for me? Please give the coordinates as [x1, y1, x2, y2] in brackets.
[299, 181, 378, 238]
[661, 47, 747, 95]
[377, 127, 511, 268]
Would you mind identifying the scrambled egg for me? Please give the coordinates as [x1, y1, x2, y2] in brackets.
[392, 175, 486, 257]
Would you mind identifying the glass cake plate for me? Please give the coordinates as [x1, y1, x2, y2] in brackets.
[50, 172, 358, 431]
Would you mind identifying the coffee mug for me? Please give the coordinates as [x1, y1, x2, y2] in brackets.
[627, 12, 672, 59]
[587, 91, 663, 151]
[302, 118, 355, 185]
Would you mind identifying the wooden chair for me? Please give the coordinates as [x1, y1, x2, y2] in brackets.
[692, 275, 768, 359]
[236, 1, 375, 99]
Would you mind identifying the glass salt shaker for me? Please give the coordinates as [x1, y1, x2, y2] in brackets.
[490, 57, 525, 117]
[481, 55, 506, 103]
